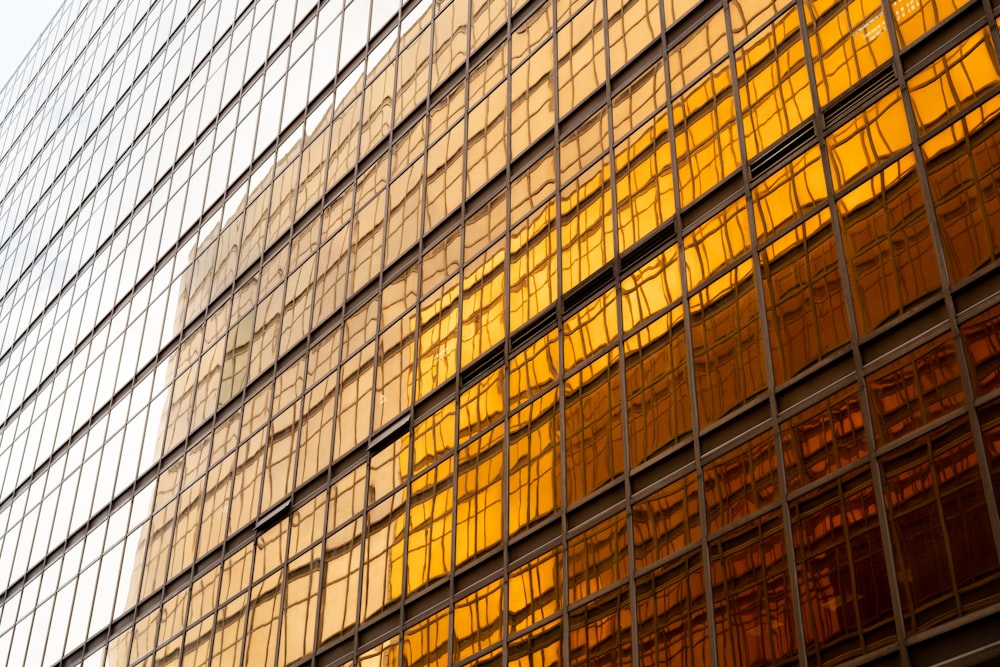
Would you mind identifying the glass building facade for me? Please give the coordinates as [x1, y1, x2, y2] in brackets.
[2, 0, 1000, 664]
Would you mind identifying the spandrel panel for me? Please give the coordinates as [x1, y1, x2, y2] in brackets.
[880, 418, 1000, 633]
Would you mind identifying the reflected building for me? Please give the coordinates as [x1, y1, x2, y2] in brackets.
[1, 0, 1000, 666]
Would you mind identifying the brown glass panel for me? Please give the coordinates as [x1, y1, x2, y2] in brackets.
[761, 210, 850, 385]
[881, 418, 1000, 633]
[567, 512, 629, 604]
[703, 431, 779, 532]
[690, 260, 767, 427]
[867, 333, 964, 447]
[979, 397, 1000, 507]
[781, 385, 867, 491]
[711, 512, 798, 665]
[632, 471, 701, 569]
[924, 111, 1000, 282]
[635, 552, 710, 666]
[791, 470, 895, 663]
[962, 303, 1000, 397]
[564, 349, 625, 505]
[838, 155, 940, 335]
[568, 585, 631, 666]
[623, 306, 691, 467]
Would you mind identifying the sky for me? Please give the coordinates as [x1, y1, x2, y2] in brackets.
[0, 0, 66, 90]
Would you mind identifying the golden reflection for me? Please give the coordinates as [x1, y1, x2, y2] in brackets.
[684, 198, 751, 288]
[509, 389, 561, 534]
[828, 90, 910, 190]
[806, 0, 891, 105]
[737, 8, 812, 159]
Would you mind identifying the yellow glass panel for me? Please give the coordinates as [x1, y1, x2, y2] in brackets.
[509, 550, 563, 633]
[328, 464, 367, 531]
[321, 519, 362, 641]
[668, 9, 728, 95]
[455, 425, 504, 565]
[453, 579, 503, 662]
[611, 60, 667, 143]
[674, 63, 741, 207]
[827, 90, 911, 190]
[761, 209, 850, 384]
[416, 276, 460, 399]
[908, 29, 1000, 135]
[511, 155, 556, 224]
[837, 154, 941, 334]
[412, 400, 457, 477]
[511, 40, 555, 158]
[509, 389, 561, 535]
[684, 198, 751, 289]
[557, 2, 606, 116]
[459, 367, 506, 442]
[244, 571, 282, 667]
[752, 145, 828, 242]
[510, 210, 559, 331]
[621, 245, 682, 333]
[279, 546, 321, 666]
[336, 342, 376, 453]
[623, 305, 691, 466]
[892, 0, 967, 46]
[466, 84, 509, 196]
[461, 239, 507, 369]
[614, 110, 675, 253]
[805, 0, 892, 105]
[406, 458, 454, 594]
[737, 10, 813, 159]
[361, 486, 407, 620]
[566, 512, 628, 603]
[561, 160, 615, 292]
[509, 620, 563, 667]
[731, 0, 787, 44]
[564, 348, 624, 504]
[607, 0, 661, 73]
[510, 328, 559, 409]
[404, 608, 449, 667]
[563, 288, 618, 372]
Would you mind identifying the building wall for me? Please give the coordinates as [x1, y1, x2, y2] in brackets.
[1, 0, 1000, 665]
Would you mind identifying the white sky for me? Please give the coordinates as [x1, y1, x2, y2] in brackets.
[0, 0, 67, 90]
